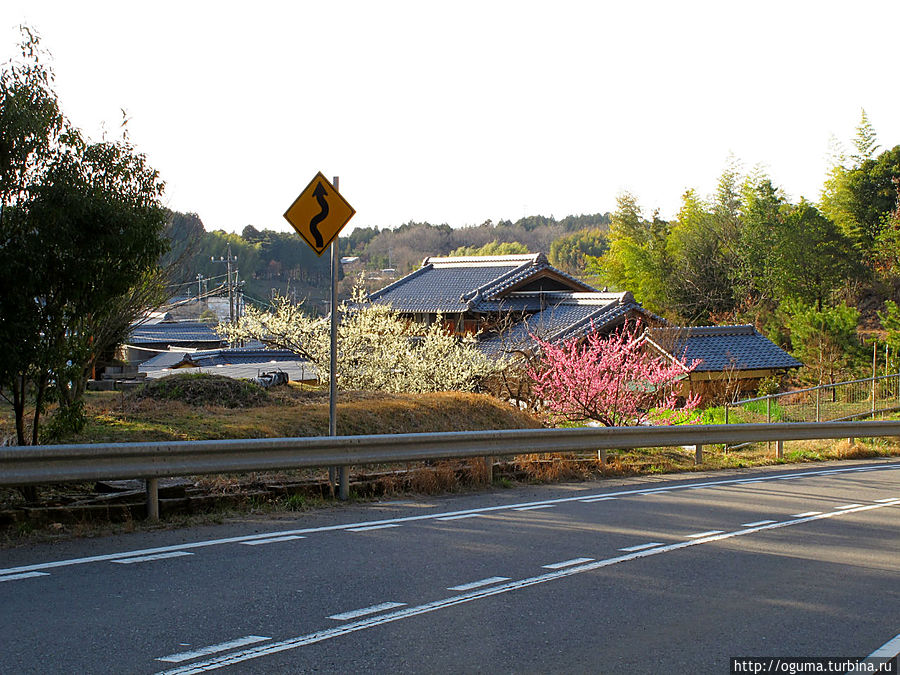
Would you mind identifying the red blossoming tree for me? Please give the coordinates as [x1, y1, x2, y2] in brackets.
[528, 323, 700, 426]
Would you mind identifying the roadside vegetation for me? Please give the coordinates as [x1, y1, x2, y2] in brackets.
[2, 375, 898, 546]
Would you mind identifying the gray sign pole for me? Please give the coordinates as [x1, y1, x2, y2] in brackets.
[331, 177, 349, 500]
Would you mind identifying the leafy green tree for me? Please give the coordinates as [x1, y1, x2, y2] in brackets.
[821, 112, 900, 259]
[597, 193, 672, 315]
[851, 108, 880, 165]
[665, 188, 737, 322]
[783, 301, 861, 384]
[0, 28, 168, 448]
[772, 200, 863, 310]
[739, 176, 863, 310]
[449, 240, 529, 256]
[548, 228, 608, 275]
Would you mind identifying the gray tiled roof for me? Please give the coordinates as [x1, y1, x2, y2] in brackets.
[475, 299, 655, 358]
[177, 348, 303, 368]
[128, 322, 223, 345]
[646, 325, 802, 372]
[369, 257, 536, 313]
[368, 254, 596, 314]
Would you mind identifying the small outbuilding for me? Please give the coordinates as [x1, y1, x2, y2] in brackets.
[642, 325, 802, 402]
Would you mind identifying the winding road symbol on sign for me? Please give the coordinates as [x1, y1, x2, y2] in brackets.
[283, 172, 355, 256]
[309, 182, 329, 249]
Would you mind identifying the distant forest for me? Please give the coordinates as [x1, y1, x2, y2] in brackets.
[163, 212, 612, 308]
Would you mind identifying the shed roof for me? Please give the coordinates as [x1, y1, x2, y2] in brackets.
[128, 321, 223, 346]
[645, 325, 802, 372]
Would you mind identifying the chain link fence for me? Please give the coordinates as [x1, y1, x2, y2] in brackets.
[726, 374, 900, 424]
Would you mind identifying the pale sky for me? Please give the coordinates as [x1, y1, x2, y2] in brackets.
[3, 1, 899, 235]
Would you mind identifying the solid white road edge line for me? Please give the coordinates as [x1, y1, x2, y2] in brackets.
[791, 512, 822, 518]
[4, 462, 897, 577]
[741, 520, 776, 527]
[851, 632, 900, 674]
[157, 637, 271, 663]
[153, 500, 899, 675]
[866, 632, 900, 659]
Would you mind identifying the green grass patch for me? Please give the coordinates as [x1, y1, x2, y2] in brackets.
[130, 373, 268, 409]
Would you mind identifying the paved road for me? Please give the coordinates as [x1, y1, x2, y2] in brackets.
[1, 459, 898, 674]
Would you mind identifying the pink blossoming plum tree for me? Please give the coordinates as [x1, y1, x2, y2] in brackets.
[528, 324, 700, 426]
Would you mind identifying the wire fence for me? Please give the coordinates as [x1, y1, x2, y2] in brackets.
[726, 374, 900, 424]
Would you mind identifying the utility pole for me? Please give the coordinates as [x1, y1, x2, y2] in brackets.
[196, 273, 204, 319]
[211, 243, 238, 324]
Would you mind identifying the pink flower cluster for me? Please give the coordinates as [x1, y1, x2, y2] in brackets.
[528, 323, 700, 426]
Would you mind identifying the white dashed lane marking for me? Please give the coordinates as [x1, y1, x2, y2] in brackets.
[347, 524, 401, 533]
[542, 557, 594, 569]
[619, 542, 665, 552]
[112, 552, 193, 565]
[436, 514, 483, 521]
[447, 577, 511, 591]
[157, 636, 271, 663]
[0, 572, 50, 582]
[240, 535, 305, 546]
[328, 602, 407, 621]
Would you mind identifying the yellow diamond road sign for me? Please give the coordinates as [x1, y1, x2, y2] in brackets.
[284, 172, 356, 256]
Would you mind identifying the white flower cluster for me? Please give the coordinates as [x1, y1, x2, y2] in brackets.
[218, 293, 500, 393]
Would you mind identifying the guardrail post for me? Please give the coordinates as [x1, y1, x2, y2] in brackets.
[776, 440, 784, 459]
[598, 448, 607, 466]
[146, 478, 159, 521]
[694, 444, 702, 464]
[815, 386, 820, 422]
[484, 456, 493, 483]
[848, 436, 855, 446]
[339, 466, 349, 500]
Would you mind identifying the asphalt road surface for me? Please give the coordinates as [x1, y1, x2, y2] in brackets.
[1, 459, 898, 674]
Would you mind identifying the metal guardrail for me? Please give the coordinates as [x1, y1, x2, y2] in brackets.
[2, 421, 899, 518]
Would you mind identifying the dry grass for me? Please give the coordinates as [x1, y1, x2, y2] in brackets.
[0, 384, 543, 445]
